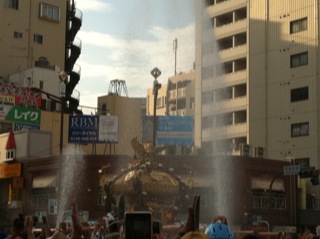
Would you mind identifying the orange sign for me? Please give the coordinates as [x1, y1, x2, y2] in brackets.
[0, 163, 21, 178]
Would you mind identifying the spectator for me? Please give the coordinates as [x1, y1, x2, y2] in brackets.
[5, 215, 24, 239]
[301, 226, 313, 239]
[6, 215, 36, 239]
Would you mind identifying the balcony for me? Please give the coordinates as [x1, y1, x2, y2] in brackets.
[202, 70, 247, 90]
[168, 90, 177, 101]
[207, 0, 247, 19]
[214, 19, 247, 39]
[202, 96, 247, 116]
[219, 44, 247, 62]
[202, 122, 247, 141]
[177, 88, 186, 98]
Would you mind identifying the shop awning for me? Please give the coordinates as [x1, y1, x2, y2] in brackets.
[251, 176, 285, 191]
[32, 175, 57, 188]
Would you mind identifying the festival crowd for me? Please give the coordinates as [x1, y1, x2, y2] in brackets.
[2, 198, 320, 239]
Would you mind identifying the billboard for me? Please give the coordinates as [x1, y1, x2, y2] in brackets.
[0, 85, 42, 107]
[157, 116, 194, 145]
[68, 115, 118, 144]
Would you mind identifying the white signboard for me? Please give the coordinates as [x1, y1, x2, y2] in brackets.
[99, 115, 118, 142]
[283, 165, 300, 176]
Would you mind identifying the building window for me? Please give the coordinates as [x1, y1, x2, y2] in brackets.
[101, 104, 107, 115]
[39, 81, 44, 90]
[6, 150, 14, 159]
[4, 0, 19, 9]
[40, 3, 60, 22]
[34, 34, 43, 44]
[156, 97, 162, 108]
[291, 52, 308, 68]
[291, 122, 309, 137]
[13, 31, 23, 39]
[295, 158, 310, 169]
[290, 18, 307, 34]
[252, 190, 286, 210]
[291, 87, 308, 102]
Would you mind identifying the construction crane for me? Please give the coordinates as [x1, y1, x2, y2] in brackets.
[108, 79, 128, 97]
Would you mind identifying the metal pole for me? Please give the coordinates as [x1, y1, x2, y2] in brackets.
[150, 67, 161, 158]
[153, 89, 158, 155]
[60, 99, 64, 154]
[59, 73, 67, 154]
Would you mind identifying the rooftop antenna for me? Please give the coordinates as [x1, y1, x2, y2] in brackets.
[173, 38, 178, 75]
[108, 79, 128, 97]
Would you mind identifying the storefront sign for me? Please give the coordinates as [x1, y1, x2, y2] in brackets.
[0, 95, 15, 105]
[0, 85, 42, 107]
[6, 106, 41, 125]
[12, 177, 24, 189]
[0, 163, 21, 178]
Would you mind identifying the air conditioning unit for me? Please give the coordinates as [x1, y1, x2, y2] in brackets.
[255, 147, 264, 158]
[240, 143, 250, 156]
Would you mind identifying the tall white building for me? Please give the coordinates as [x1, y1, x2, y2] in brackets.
[195, 0, 320, 171]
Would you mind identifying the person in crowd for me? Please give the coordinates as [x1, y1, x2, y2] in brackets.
[6, 215, 36, 239]
[204, 220, 234, 239]
[5, 215, 24, 239]
[36, 224, 52, 239]
[300, 226, 313, 239]
[278, 231, 286, 239]
[70, 198, 86, 239]
[316, 225, 320, 237]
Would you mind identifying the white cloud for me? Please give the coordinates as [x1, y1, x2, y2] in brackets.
[75, 0, 113, 12]
[76, 23, 195, 111]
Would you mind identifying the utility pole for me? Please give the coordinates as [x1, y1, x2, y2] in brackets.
[173, 38, 178, 75]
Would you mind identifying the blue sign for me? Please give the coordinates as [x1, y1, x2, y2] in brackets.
[68, 115, 118, 144]
[157, 116, 193, 145]
[13, 123, 40, 131]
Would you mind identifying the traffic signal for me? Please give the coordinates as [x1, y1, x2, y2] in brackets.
[299, 167, 315, 178]
[311, 169, 319, 185]
[299, 167, 319, 185]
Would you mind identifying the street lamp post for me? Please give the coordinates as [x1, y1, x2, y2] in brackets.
[59, 71, 68, 154]
[150, 67, 162, 156]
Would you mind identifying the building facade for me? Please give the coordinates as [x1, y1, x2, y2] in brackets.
[196, 0, 320, 185]
[193, 0, 320, 224]
[166, 70, 196, 117]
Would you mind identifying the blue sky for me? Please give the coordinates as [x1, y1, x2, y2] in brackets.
[74, 0, 196, 113]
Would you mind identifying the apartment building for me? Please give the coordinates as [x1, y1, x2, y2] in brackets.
[195, 0, 320, 167]
[166, 70, 195, 116]
[146, 70, 195, 117]
[0, 0, 82, 114]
